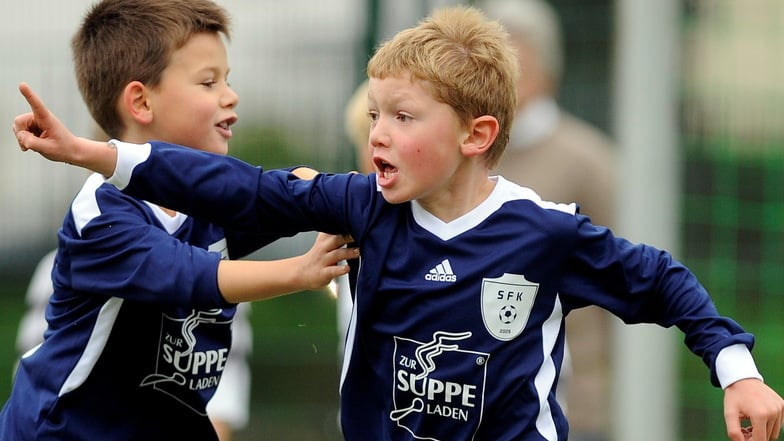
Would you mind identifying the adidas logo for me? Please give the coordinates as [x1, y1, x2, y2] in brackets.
[425, 259, 457, 282]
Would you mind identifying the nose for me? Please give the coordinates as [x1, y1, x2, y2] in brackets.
[222, 84, 239, 109]
[369, 117, 389, 148]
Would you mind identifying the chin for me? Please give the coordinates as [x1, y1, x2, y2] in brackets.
[206, 142, 230, 155]
[380, 189, 409, 205]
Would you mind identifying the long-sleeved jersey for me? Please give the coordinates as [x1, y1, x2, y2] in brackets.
[0, 171, 276, 441]
[100, 141, 759, 441]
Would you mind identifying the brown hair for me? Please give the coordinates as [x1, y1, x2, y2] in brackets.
[367, 6, 518, 168]
[72, 0, 231, 138]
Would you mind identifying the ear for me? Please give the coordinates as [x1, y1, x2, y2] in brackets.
[121, 81, 153, 125]
[460, 115, 499, 158]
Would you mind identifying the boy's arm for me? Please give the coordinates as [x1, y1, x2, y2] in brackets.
[564, 221, 783, 439]
[217, 232, 357, 303]
[14, 83, 322, 183]
[14, 83, 117, 176]
[14, 83, 357, 236]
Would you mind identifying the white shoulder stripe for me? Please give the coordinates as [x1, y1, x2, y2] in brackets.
[71, 173, 108, 236]
[72, 173, 185, 236]
[59, 297, 124, 396]
[106, 140, 152, 190]
[498, 176, 577, 215]
[534, 295, 563, 440]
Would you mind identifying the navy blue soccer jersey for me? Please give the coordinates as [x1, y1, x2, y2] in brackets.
[102, 141, 760, 441]
[0, 172, 277, 441]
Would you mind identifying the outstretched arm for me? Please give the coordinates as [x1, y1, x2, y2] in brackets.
[217, 233, 358, 304]
[13, 82, 118, 176]
[724, 378, 783, 441]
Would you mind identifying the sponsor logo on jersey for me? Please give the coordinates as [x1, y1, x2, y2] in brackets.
[425, 259, 457, 282]
[481, 273, 539, 341]
[390, 331, 489, 440]
[140, 309, 232, 414]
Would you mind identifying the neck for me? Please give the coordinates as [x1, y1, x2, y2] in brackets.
[417, 172, 496, 223]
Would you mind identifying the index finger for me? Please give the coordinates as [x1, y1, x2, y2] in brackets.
[18, 82, 52, 122]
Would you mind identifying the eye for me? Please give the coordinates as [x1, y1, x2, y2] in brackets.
[396, 113, 412, 123]
[201, 79, 217, 88]
[368, 111, 379, 124]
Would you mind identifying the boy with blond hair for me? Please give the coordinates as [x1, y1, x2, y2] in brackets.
[1, 1, 355, 440]
[12, 6, 784, 441]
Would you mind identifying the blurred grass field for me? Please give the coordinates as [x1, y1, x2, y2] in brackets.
[0, 273, 27, 403]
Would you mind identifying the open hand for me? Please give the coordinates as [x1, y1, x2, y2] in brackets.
[299, 233, 358, 291]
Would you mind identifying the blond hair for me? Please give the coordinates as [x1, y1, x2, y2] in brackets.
[367, 6, 519, 168]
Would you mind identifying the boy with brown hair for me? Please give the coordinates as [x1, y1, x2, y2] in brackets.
[0, 1, 355, 440]
[12, 5, 784, 441]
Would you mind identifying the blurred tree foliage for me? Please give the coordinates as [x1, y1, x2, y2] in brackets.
[229, 124, 308, 169]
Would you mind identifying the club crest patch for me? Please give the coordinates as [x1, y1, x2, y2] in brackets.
[481, 273, 539, 341]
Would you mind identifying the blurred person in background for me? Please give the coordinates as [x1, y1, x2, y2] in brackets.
[15, 250, 57, 363]
[480, 1, 618, 440]
[344, 79, 374, 176]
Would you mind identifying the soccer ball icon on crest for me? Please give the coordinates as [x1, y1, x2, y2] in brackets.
[499, 304, 517, 324]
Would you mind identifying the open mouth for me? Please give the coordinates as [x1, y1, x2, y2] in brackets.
[375, 158, 398, 179]
[216, 116, 237, 138]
